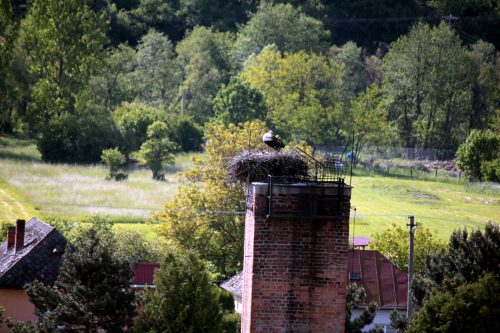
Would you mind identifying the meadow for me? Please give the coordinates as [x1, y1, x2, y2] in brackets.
[1, 136, 498, 241]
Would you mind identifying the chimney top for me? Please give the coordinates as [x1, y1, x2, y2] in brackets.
[7, 226, 16, 249]
[15, 219, 26, 253]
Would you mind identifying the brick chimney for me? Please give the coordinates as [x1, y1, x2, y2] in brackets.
[15, 219, 26, 252]
[7, 226, 16, 249]
[242, 180, 351, 333]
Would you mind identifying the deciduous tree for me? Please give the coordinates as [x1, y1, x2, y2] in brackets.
[213, 77, 268, 125]
[156, 121, 268, 277]
[368, 223, 446, 273]
[136, 121, 176, 180]
[232, 3, 330, 65]
[241, 47, 344, 145]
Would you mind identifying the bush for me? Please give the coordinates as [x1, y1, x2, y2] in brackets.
[101, 148, 126, 180]
[112, 102, 165, 156]
[456, 130, 499, 182]
[168, 115, 204, 152]
[38, 111, 118, 163]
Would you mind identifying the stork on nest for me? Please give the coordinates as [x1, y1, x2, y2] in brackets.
[262, 130, 285, 151]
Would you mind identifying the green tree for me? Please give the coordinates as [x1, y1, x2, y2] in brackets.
[114, 229, 160, 264]
[132, 250, 222, 333]
[156, 121, 268, 276]
[456, 129, 499, 182]
[101, 148, 126, 180]
[175, 26, 233, 124]
[330, 42, 371, 103]
[467, 40, 500, 132]
[134, 29, 180, 110]
[213, 77, 268, 125]
[136, 121, 176, 180]
[350, 84, 389, 163]
[382, 22, 471, 152]
[18, 0, 107, 136]
[368, 223, 446, 273]
[0, 0, 16, 133]
[241, 47, 344, 145]
[424, 222, 500, 291]
[345, 283, 377, 333]
[407, 274, 500, 333]
[8, 223, 136, 333]
[112, 102, 165, 156]
[167, 115, 204, 152]
[232, 3, 330, 65]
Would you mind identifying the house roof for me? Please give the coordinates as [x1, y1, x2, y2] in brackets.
[348, 250, 408, 309]
[0, 218, 67, 288]
[132, 263, 160, 286]
[352, 236, 371, 247]
[219, 250, 408, 309]
[220, 271, 243, 298]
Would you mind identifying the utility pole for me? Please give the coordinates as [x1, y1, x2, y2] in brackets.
[442, 14, 458, 25]
[407, 215, 417, 320]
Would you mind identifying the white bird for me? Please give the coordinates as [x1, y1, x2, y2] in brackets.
[262, 130, 285, 151]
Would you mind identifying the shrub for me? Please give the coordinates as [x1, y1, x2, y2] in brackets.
[136, 121, 176, 180]
[101, 148, 126, 180]
[168, 115, 204, 152]
[456, 130, 499, 182]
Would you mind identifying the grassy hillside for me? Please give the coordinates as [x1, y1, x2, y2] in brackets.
[0, 137, 194, 227]
[349, 175, 499, 240]
[1, 136, 498, 241]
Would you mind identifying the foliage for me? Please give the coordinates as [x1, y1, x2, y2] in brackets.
[456, 129, 500, 182]
[8, 221, 136, 333]
[213, 77, 268, 125]
[0, 0, 16, 133]
[114, 229, 160, 264]
[156, 121, 268, 277]
[345, 283, 378, 333]
[350, 84, 389, 163]
[175, 26, 233, 124]
[18, 0, 107, 138]
[112, 102, 165, 155]
[241, 47, 344, 145]
[101, 148, 126, 180]
[368, 223, 446, 273]
[390, 310, 408, 333]
[232, 2, 330, 65]
[132, 250, 222, 333]
[167, 115, 204, 152]
[467, 40, 500, 132]
[383, 22, 471, 151]
[424, 222, 500, 292]
[136, 121, 176, 180]
[407, 274, 500, 333]
[36, 106, 118, 163]
[134, 29, 180, 110]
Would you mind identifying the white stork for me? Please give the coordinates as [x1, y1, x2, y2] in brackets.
[262, 130, 285, 151]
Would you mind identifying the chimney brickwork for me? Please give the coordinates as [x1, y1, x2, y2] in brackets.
[7, 226, 16, 249]
[242, 182, 351, 333]
[15, 219, 26, 252]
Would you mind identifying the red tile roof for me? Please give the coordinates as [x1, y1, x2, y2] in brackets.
[348, 250, 408, 308]
[132, 263, 160, 286]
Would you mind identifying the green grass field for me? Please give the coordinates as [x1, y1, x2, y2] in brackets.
[349, 174, 499, 240]
[1, 136, 498, 241]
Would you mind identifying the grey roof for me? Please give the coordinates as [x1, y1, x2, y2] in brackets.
[0, 218, 67, 288]
[220, 271, 243, 297]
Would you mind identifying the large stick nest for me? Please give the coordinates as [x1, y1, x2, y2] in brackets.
[228, 151, 309, 183]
